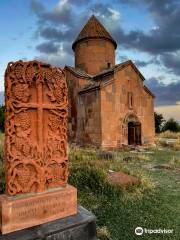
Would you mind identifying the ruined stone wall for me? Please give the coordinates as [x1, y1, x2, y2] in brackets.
[74, 39, 115, 75]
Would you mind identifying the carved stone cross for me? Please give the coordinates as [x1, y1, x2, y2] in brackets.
[5, 60, 68, 195]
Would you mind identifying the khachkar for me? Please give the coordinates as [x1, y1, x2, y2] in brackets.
[0, 60, 77, 234]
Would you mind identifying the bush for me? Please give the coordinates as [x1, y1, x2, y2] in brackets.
[69, 164, 117, 197]
[162, 118, 180, 132]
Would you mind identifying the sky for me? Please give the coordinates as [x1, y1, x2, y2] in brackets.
[0, 0, 180, 121]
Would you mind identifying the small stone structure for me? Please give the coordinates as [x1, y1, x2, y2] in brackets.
[0, 60, 77, 234]
[65, 15, 155, 148]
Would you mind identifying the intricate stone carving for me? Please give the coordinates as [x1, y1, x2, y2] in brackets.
[5, 60, 68, 195]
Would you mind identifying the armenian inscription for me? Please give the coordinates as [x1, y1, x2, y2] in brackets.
[1, 185, 77, 233]
[5, 60, 68, 195]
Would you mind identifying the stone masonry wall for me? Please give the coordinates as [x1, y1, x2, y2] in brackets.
[100, 65, 155, 148]
[74, 39, 115, 75]
[65, 70, 89, 141]
[77, 90, 101, 146]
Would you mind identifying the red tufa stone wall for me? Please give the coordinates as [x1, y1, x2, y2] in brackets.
[100, 65, 155, 148]
[74, 39, 115, 75]
[77, 90, 102, 146]
[65, 69, 89, 141]
[66, 68, 102, 146]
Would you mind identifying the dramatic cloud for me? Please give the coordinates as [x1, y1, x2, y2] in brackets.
[146, 78, 180, 106]
[161, 52, 180, 75]
[112, 0, 180, 77]
[31, 0, 121, 67]
[30, 0, 180, 108]
[116, 0, 180, 54]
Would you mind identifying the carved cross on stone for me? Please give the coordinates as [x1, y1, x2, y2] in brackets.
[5, 60, 68, 195]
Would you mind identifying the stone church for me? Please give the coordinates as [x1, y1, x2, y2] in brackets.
[65, 15, 155, 148]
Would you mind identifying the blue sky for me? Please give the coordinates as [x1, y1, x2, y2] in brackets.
[0, 0, 180, 120]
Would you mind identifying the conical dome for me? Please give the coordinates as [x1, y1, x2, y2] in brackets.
[72, 15, 117, 50]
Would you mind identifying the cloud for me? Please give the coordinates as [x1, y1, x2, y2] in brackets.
[42, 0, 74, 25]
[36, 41, 59, 54]
[30, 0, 180, 89]
[146, 78, 180, 106]
[135, 58, 160, 67]
[112, 0, 180, 77]
[30, 0, 121, 67]
[161, 51, 180, 75]
[135, 60, 151, 68]
[88, 0, 180, 79]
[34, 49, 73, 67]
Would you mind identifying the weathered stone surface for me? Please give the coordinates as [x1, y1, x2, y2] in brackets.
[4, 60, 68, 195]
[0, 185, 77, 234]
[108, 171, 139, 186]
[0, 206, 96, 240]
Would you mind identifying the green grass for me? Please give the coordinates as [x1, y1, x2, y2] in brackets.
[0, 137, 179, 239]
[68, 146, 180, 240]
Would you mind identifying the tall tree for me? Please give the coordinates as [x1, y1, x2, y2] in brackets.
[154, 112, 165, 133]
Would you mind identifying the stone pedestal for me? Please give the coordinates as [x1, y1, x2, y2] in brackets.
[0, 185, 77, 234]
[0, 206, 97, 240]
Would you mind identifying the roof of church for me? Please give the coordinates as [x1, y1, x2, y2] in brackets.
[143, 85, 155, 98]
[72, 15, 117, 50]
[65, 60, 154, 97]
[93, 60, 145, 81]
[65, 60, 145, 80]
[65, 65, 92, 79]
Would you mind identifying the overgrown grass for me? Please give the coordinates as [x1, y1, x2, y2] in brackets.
[69, 145, 180, 240]
[168, 156, 180, 169]
[158, 130, 180, 139]
[156, 138, 180, 151]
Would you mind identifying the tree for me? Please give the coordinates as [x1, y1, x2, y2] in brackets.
[0, 105, 5, 133]
[162, 118, 180, 132]
[154, 112, 165, 133]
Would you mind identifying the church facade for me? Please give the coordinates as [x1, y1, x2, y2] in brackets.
[65, 15, 155, 148]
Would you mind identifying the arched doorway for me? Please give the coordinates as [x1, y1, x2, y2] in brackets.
[128, 122, 141, 145]
[124, 114, 141, 145]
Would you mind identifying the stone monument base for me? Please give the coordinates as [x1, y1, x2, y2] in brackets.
[0, 184, 77, 234]
[0, 206, 96, 240]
